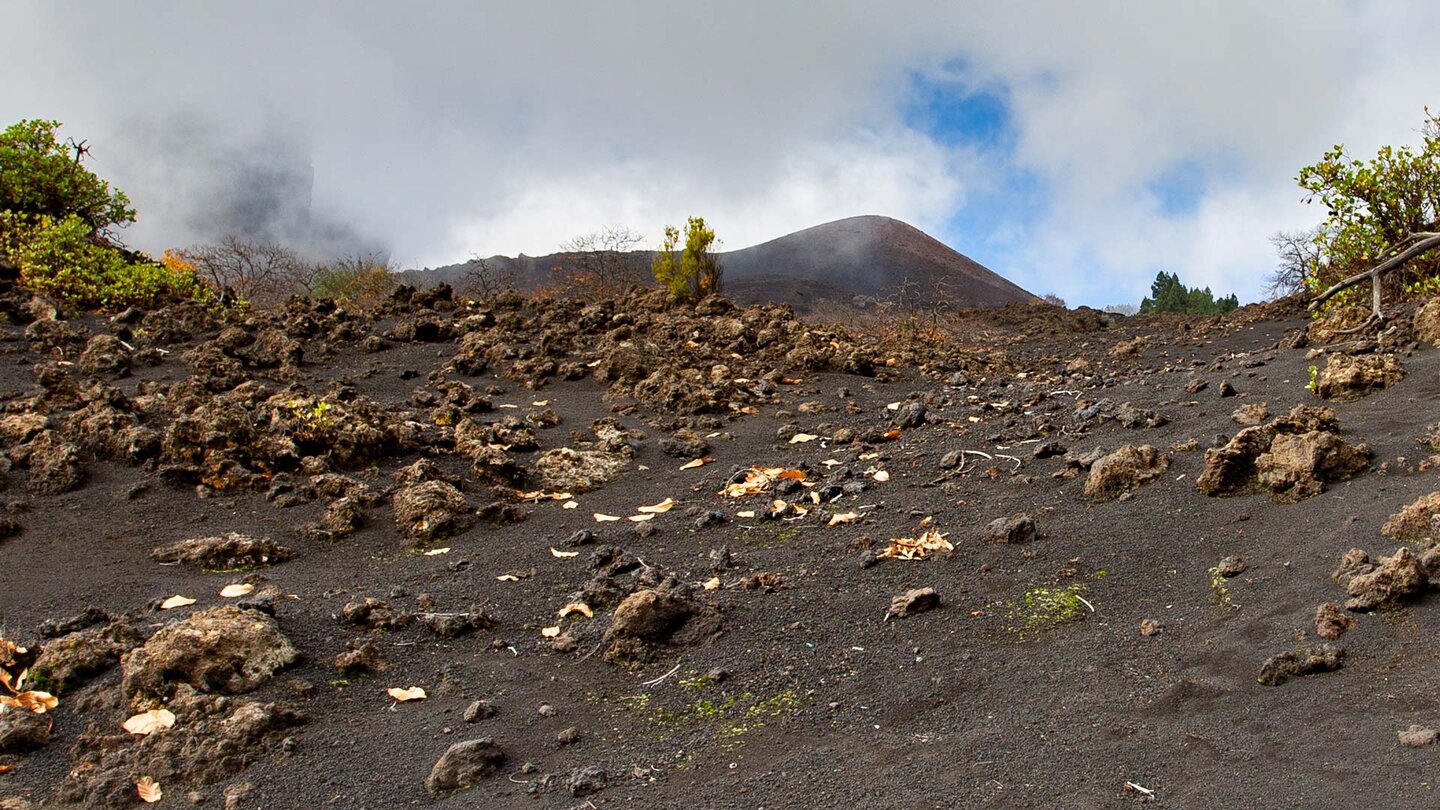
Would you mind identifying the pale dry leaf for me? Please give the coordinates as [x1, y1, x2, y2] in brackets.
[637, 497, 675, 514]
[593, 513, 621, 522]
[496, 574, 521, 582]
[627, 514, 655, 523]
[679, 457, 712, 470]
[123, 708, 177, 736]
[562, 501, 579, 509]
[873, 470, 891, 482]
[550, 547, 580, 558]
[703, 577, 722, 591]
[789, 433, 819, 444]
[821, 459, 842, 467]
[136, 776, 162, 803]
[531, 400, 549, 407]
[557, 602, 594, 619]
[218, 583, 254, 598]
[387, 686, 427, 702]
[736, 510, 756, 519]
[422, 547, 451, 556]
[540, 625, 561, 638]
[158, 595, 196, 610]
[829, 512, 861, 526]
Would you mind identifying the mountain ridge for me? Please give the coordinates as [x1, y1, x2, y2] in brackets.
[408, 214, 1035, 313]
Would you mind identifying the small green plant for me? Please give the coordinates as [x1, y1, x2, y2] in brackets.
[1010, 584, 1088, 631]
[291, 400, 334, 430]
[1404, 275, 1440, 298]
[1208, 565, 1238, 609]
[1306, 364, 1319, 394]
[652, 216, 722, 302]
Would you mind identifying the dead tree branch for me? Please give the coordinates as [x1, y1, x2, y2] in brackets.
[1308, 230, 1440, 333]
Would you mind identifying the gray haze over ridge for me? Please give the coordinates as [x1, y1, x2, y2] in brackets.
[2, 1, 1437, 306]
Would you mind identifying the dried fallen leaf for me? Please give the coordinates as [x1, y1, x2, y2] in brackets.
[158, 595, 195, 610]
[218, 583, 254, 598]
[562, 500, 579, 509]
[123, 708, 177, 736]
[557, 602, 594, 619]
[829, 512, 862, 526]
[821, 459, 842, 467]
[882, 429, 902, 440]
[1, 691, 56, 714]
[0, 763, 13, 774]
[422, 547, 451, 556]
[721, 467, 806, 498]
[593, 513, 622, 522]
[872, 470, 891, 482]
[878, 528, 954, 561]
[736, 510, 756, 519]
[637, 497, 675, 514]
[550, 547, 580, 558]
[679, 457, 713, 470]
[531, 400, 549, 407]
[387, 686, 427, 702]
[703, 577, 722, 591]
[540, 625, 561, 638]
[136, 776, 163, 803]
[789, 433, 819, 444]
[627, 514, 655, 523]
[496, 574, 521, 582]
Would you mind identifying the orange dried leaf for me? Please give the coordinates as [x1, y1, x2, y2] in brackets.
[387, 686, 427, 702]
[679, 457, 713, 471]
[0, 763, 13, 774]
[136, 776, 163, 803]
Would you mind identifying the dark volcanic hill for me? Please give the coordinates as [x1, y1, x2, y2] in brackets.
[411, 215, 1034, 313]
[718, 215, 1034, 312]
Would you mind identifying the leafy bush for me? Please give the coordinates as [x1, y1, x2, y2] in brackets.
[652, 216, 722, 301]
[0, 118, 206, 309]
[1138, 271, 1239, 315]
[0, 119, 134, 235]
[310, 254, 397, 309]
[1, 212, 203, 309]
[1293, 108, 1440, 300]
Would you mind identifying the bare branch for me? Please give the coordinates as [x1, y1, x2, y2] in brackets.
[1309, 230, 1440, 328]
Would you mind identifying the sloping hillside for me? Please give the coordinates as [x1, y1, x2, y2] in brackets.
[412, 215, 1033, 313]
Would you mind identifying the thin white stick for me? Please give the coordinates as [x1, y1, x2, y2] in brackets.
[641, 663, 682, 687]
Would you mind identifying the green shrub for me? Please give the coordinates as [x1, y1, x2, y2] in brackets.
[0, 119, 134, 235]
[652, 216, 722, 301]
[2, 212, 204, 309]
[310, 254, 397, 309]
[1293, 108, 1440, 302]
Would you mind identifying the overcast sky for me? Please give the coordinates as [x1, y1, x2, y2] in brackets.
[3, 1, 1437, 306]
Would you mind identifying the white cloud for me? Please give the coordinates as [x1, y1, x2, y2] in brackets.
[0, 1, 1435, 305]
